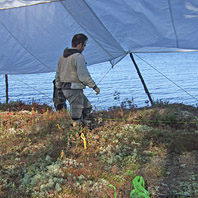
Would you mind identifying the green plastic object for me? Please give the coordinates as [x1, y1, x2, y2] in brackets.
[130, 176, 150, 198]
[109, 184, 117, 198]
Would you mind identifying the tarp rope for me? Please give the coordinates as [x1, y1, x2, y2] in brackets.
[2, 53, 198, 108]
[87, 64, 113, 97]
[1, 63, 114, 105]
[9, 74, 52, 100]
[133, 53, 198, 103]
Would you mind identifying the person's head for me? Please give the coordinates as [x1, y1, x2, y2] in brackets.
[72, 33, 88, 52]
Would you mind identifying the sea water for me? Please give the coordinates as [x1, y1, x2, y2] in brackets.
[0, 52, 198, 109]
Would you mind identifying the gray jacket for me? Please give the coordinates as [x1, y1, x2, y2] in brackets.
[55, 48, 96, 89]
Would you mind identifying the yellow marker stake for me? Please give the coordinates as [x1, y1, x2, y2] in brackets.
[57, 124, 63, 131]
[28, 167, 32, 175]
[60, 150, 64, 160]
[80, 133, 87, 149]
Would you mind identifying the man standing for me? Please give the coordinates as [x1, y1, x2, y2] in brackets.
[55, 33, 100, 126]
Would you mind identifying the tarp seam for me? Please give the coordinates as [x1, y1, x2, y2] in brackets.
[110, 54, 128, 67]
[83, 0, 126, 55]
[167, 0, 179, 48]
[60, 0, 125, 62]
[0, 0, 60, 11]
[0, 18, 54, 73]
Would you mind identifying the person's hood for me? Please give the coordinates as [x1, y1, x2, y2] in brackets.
[63, 48, 81, 58]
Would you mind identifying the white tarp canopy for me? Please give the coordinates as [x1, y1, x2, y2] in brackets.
[0, 0, 198, 74]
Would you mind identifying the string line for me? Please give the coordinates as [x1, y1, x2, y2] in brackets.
[88, 65, 113, 97]
[9, 75, 52, 100]
[134, 53, 198, 103]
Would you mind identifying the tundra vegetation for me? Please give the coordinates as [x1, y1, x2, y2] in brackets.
[0, 100, 198, 198]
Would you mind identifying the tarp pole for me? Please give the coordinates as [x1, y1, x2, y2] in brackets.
[129, 53, 154, 106]
[5, 74, 8, 104]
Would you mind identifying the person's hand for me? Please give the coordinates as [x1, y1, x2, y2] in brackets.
[93, 86, 100, 95]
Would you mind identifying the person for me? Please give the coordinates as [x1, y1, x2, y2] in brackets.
[55, 33, 100, 126]
[53, 79, 67, 111]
